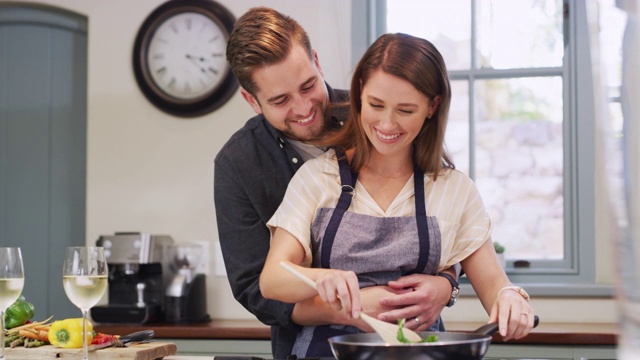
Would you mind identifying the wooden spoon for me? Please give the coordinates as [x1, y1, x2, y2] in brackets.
[279, 262, 422, 344]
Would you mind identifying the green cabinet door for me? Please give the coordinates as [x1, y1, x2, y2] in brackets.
[0, 4, 87, 320]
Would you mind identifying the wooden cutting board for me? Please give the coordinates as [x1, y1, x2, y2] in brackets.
[4, 341, 177, 359]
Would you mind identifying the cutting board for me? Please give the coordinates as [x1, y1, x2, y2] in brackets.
[4, 341, 177, 359]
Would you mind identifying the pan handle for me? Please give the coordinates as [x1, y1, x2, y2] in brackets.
[474, 315, 539, 336]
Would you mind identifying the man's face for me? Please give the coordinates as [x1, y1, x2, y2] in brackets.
[241, 44, 329, 143]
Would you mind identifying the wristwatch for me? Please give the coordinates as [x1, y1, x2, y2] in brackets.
[436, 272, 460, 307]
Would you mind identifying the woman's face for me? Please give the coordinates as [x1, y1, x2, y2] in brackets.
[360, 70, 434, 158]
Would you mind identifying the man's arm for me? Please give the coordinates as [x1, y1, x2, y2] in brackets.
[379, 267, 459, 330]
[214, 154, 300, 332]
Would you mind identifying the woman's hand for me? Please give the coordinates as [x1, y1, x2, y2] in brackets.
[461, 239, 536, 341]
[316, 269, 362, 319]
[488, 287, 535, 340]
[342, 286, 401, 331]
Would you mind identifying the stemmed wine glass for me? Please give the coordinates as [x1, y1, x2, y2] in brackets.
[0, 247, 24, 360]
[62, 247, 108, 360]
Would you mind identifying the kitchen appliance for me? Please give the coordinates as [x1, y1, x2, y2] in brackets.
[164, 243, 209, 323]
[211, 357, 548, 360]
[90, 232, 174, 324]
[327, 316, 539, 360]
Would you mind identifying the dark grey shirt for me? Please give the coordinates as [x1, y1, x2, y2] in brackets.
[213, 85, 348, 358]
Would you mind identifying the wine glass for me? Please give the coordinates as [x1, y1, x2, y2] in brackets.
[0, 247, 24, 360]
[62, 247, 108, 360]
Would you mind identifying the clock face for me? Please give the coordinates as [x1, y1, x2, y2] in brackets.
[132, 0, 238, 118]
[147, 12, 229, 100]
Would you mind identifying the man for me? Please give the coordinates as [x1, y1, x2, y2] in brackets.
[215, 7, 456, 358]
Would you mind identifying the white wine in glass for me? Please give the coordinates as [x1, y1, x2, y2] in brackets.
[62, 247, 107, 360]
[0, 247, 25, 360]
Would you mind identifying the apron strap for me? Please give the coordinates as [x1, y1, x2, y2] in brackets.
[320, 148, 358, 269]
[321, 148, 431, 274]
[408, 162, 430, 275]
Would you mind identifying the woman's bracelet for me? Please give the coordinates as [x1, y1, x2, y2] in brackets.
[497, 285, 530, 301]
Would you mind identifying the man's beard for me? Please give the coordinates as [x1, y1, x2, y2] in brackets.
[283, 102, 329, 143]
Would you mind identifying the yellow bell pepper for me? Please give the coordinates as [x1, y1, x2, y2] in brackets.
[48, 318, 94, 348]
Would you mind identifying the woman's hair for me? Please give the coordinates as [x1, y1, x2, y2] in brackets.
[226, 7, 312, 96]
[327, 33, 454, 180]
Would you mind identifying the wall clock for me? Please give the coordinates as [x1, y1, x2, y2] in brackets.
[133, 0, 238, 117]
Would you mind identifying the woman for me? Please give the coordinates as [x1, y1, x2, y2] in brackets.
[260, 33, 534, 357]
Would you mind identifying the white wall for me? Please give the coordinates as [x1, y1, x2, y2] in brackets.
[87, 0, 352, 320]
[9, 0, 618, 325]
[11, 0, 353, 320]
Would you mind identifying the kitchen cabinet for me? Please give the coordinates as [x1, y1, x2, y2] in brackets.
[0, 2, 88, 320]
[165, 339, 271, 357]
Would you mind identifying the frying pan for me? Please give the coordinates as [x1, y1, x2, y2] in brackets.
[328, 315, 539, 360]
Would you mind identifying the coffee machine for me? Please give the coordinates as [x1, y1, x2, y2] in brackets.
[90, 232, 173, 324]
[164, 243, 209, 323]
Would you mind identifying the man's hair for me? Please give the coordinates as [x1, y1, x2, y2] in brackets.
[226, 7, 313, 96]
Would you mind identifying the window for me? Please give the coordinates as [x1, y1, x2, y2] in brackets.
[598, 2, 626, 230]
[366, 0, 625, 290]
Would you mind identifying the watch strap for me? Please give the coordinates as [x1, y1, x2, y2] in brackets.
[436, 272, 459, 307]
[436, 272, 459, 289]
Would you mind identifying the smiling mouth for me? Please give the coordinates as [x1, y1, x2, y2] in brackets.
[292, 110, 316, 124]
[376, 129, 401, 140]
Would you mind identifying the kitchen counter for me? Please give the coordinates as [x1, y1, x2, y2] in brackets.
[94, 319, 618, 346]
[486, 321, 617, 346]
[97, 319, 270, 340]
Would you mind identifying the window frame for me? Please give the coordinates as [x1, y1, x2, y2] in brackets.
[353, 0, 611, 296]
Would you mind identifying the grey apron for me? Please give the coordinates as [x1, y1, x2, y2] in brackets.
[292, 150, 444, 357]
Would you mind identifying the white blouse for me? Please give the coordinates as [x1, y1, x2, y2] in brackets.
[267, 149, 492, 270]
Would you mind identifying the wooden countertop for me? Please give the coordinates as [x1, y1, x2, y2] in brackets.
[445, 321, 618, 346]
[96, 319, 271, 340]
[94, 319, 618, 346]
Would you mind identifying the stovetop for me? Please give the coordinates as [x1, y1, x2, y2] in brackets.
[211, 356, 554, 360]
[212, 357, 333, 360]
[212, 358, 329, 360]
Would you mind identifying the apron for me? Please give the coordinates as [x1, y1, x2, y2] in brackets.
[292, 150, 444, 357]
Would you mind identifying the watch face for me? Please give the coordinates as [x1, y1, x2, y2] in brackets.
[147, 11, 229, 100]
[449, 287, 460, 307]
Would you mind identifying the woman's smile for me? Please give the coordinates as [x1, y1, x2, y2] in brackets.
[374, 128, 403, 142]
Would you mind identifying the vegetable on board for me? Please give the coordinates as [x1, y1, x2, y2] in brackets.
[48, 318, 94, 348]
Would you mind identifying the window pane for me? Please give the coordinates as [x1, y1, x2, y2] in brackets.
[599, 0, 625, 92]
[447, 80, 470, 175]
[606, 102, 625, 225]
[477, 0, 564, 69]
[475, 77, 563, 260]
[599, 0, 626, 227]
[386, 0, 471, 70]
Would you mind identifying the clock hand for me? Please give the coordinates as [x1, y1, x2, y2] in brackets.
[194, 55, 222, 76]
[188, 54, 221, 77]
[185, 53, 208, 74]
